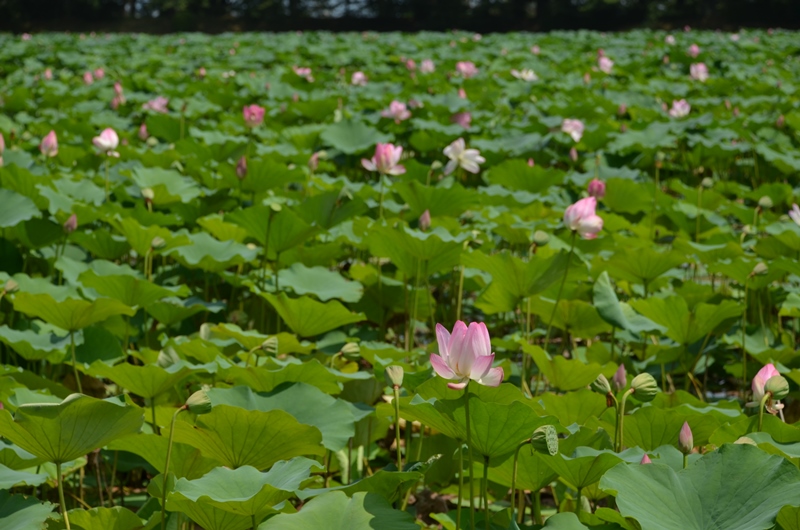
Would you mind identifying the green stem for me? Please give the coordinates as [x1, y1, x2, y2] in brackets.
[757, 392, 770, 432]
[456, 265, 465, 322]
[616, 389, 634, 452]
[483, 456, 489, 530]
[162, 407, 185, 530]
[393, 385, 403, 471]
[456, 444, 463, 530]
[151, 401, 159, 435]
[576, 486, 582, 516]
[533, 490, 542, 525]
[544, 231, 576, 354]
[651, 164, 659, 240]
[511, 440, 528, 525]
[70, 331, 82, 394]
[57, 462, 71, 530]
[252, 514, 257, 530]
[104, 158, 110, 203]
[683, 453, 688, 469]
[742, 280, 748, 390]
[465, 383, 475, 530]
[378, 175, 385, 220]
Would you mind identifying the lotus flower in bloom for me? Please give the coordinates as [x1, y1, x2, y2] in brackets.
[669, 99, 691, 118]
[293, 66, 313, 80]
[665, 35, 676, 45]
[511, 69, 538, 81]
[564, 197, 603, 239]
[562, 119, 585, 143]
[588, 178, 606, 199]
[21, 33, 32, 41]
[443, 138, 485, 175]
[420, 59, 435, 74]
[451, 112, 471, 129]
[747, 363, 785, 414]
[455, 61, 478, 78]
[361, 143, 406, 175]
[351, 71, 368, 86]
[92, 128, 119, 157]
[430, 321, 504, 390]
[687, 43, 700, 58]
[44, 68, 53, 80]
[143, 96, 169, 113]
[242, 104, 265, 127]
[598, 56, 614, 74]
[690, 63, 708, 82]
[138, 123, 149, 141]
[40, 130, 58, 157]
[381, 101, 411, 123]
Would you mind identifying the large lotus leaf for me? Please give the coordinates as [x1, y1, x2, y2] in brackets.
[535, 390, 609, 428]
[0, 491, 54, 530]
[60, 506, 144, 530]
[0, 440, 44, 470]
[484, 159, 564, 194]
[605, 247, 686, 285]
[367, 225, 464, 277]
[107, 433, 218, 479]
[601, 444, 800, 530]
[172, 405, 324, 470]
[164, 495, 252, 530]
[223, 361, 345, 395]
[480, 449, 558, 492]
[778, 505, 800, 530]
[709, 414, 800, 446]
[210, 324, 314, 355]
[392, 180, 477, 218]
[130, 167, 202, 205]
[533, 298, 614, 340]
[206, 385, 360, 451]
[12, 293, 134, 332]
[258, 491, 418, 530]
[0, 463, 48, 489]
[110, 217, 190, 257]
[623, 405, 720, 451]
[320, 120, 392, 154]
[261, 292, 365, 338]
[0, 325, 71, 361]
[89, 362, 191, 399]
[541, 512, 590, 529]
[241, 158, 306, 194]
[169, 459, 320, 519]
[0, 189, 40, 228]
[631, 296, 742, 345]
[227, 206, 317, 257]
[275, 263, 363, 303]
[167, 232, 259, 273]
[526, 345, 607, 391]
[0, 394, 143, 464]
[296, 470, 422, 503]
[294, 188, 367, 229]
[544, 451, 622, 490]
[78, 270, 181, 308]
[592, 271, 666, 334]
[145, 296, 225, 326]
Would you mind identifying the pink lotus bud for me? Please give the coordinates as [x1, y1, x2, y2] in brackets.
[236, 156, 247, 180]
[242, 104, 265, 127]
[40, 130, 58, 157]
[531, 45, 541, 55]
[309, 152, 320, 172]
[0, 132, 4, 167]
[92, 128, 119, 154]
[361, 143, 405, 175]
[198, 67, 207, 78]
[564, 196, 603, 240]
[527, 158, 534, 167]
[451, 112, 471, 129]
[618, 104, 627, 115]
[569, 147, 578, 162]
[94, 68, 105, 80]
[351, 71, 368, 86]
[679, 422, 693, 454]
[44, 68, 53, 80]
[405, 59, 416, 71]
[114, 82, 123, 97]
[420, 59, 435, 74]
[640, 454, 652, 464]
[430, 321, 504, 389]
[63, 213, 78, 233]
[687, 44, 700, 58]
[588, 179, 606, 199]
[83, 71, 94, 85]
[138, 123, 149, 141]
[613, 364, 627, 391]
[458, 88, 467, 99]
[419, 209, 431, 231]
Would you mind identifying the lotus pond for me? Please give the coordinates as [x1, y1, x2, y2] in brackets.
[1, 29, 800, 530]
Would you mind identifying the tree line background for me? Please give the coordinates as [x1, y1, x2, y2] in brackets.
[0, 0, 797, 33]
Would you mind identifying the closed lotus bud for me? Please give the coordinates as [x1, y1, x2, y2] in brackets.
[142, 187, 155, 202]
[749, 262, 768, 278]
[758, 196, 773, 209]
[185, 389, 212, 415]
[701, 177, 714, 188]
[587, 178, 606, 199]
[765, 375, 790, 400]
[531, 425, 559, 456]
[419, 209, 431, 231]
[63, 213, 78, 233]
[236, 156, 247, 180]
[261, 336, 279, 353]
[678, 421, 693, 454]
[199, 323, 212, 341]
[430, 160, 443, 171]
[4, 279, 19, 293]
[569, 147, 578, 162]
[630, 373, 658, 402]
[640, 453, 652, 464]
[591, 373, 612, 396]
[385, 365, 404, 388]
[533, 230, 549, 246]
[613, 364, 627, 392]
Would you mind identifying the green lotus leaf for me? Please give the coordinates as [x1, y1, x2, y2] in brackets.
[261, 292, 365, 338]
[78, 269, 182, 308]
[0, 325, 71, 362]
[130, 167, 202, 205]
[145, 296, 225, 326]
[107, 432, 218, 479]
[526, 345, 608, 391]
[296, 470, 422, 503]
[12, 292, 134, 332]
[0, 189, 40, 228]
[274, 263, 363, 303]
[320, 120, 392, 154]
[593, 271, 666, 334]
[58, 506, 144, 530]
[0, 491, 55, 530]
[630, 296, 742, 345]
[89, 362, 191, 399]
[167, 232, 259, 273]
[227, 206, 317, 255]
[0, 463, 48, 489]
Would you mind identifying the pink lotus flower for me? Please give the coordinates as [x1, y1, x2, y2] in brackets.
[40, 130, 58, 157]
[83, 71, 94, 85]
[138, 123, 149, 141]
[198, 67, 207, 78]
[451, 112, 471, 129]
[747, 363, 785, 414]
[640, 454, 652, 464]
[236, 156, 247, 180]
[679, 422, 693, 454]
[731, 34, 740, 42]
[527, 158, 534, 167]
[569, 147, 578, 162]
[361, 143, 406, 175]
[242, 104, 265, 127]
[44, 68, 53, 80]
[0, 132, 4, 167]
[564, 196, 603, 239]
[531, 45, 541, 55]
[618, 104, 627, 116]
[292, 66, 313, 81]
[308, 152, 320, 172]
[430, 321, 504, 390]
[93, 128, 119, 156]
[94, 68, 105, 80]
[419, 209, 431, 231]
[405, 59, 416, 71]
[143, 96, 169, 113]
[687, 44, 701, 58]
[598, 56, 614, 74]
[562, 119, 585, 143]
[665, 35, 676, 45]
[21, 33, 32, 41]
[455, 61, 478, 78]
[458, 88, 467, 99]
[588, 178, 606, 199]
[669, 99, 691, 118]
[789, 204, 800, 226]
[351, 71, 368, 86]
[443, 138, 485, 175]
[381, 101, 411, 123]
[114, 82, 123, 97]
[690, 63, 708, 82]
[420, 59, 435, 74]
[613, 364, 627, 391]
[63, 213, 78, 234]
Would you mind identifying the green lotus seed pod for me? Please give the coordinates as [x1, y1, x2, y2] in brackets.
[758, 196, 773, 209]
[340, 342, 361, 356]
[531, 425, 558, 456]
[630, 373, 659, 402]
[261, 336, 279, 354]
[151, 236, 166, 250]
[591, 374, 612, 396]
[765, 375, 790, 401]
[385, 365, 404, 388]
[533, 230, 550, 246]
[750, 262, 768, 277]
[185, 390, 212, 415]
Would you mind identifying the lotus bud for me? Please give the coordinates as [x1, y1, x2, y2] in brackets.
[587, 178, 606, 199]
[269, 203, 282, 213]
[701, 177, 714, 188]
[63, 213, 78, 233]
[261, 336, 279, 353]
[749, 262, 768, 278]
[532, 230, 549, 247]
[142, 187, 155, 202]
[630, 373, 658, 402]
[640, 453, 652, 464]
[430, 160, 443, 171]
[765, 375, 790, 400]
[385, 365, 404, 388]
[530, 425, 558, 456]
[236, 156, 247, 180]
[151, 236, 166, 250]
[613, 364, 627, 392]
[734, 436, 757, 446]
[340, 342, 361, 356]
[199, 322, 212, 341]
[308, 152, 320, 172]
[678, 421, 693, 454]
[184, 389, 212, 415]
[569, 147, 578, 162]
[758, 196, 773, 209]
[419, 209, 431, 231]
[4, 279, 19, 293]
[157, 347, 180, 368]
[591, 373, 612, 396]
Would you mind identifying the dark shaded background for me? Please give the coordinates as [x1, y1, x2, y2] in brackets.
[0, 0, 798, 32]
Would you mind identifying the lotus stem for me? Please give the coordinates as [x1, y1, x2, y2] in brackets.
[57, 462, 71, 530]
[483, 455, 489, 530]
[104, 158, 110, 203]
[252, 514, 257, 530]
[742, 280, 748, 390]
[757, 392, 770, 432]
[70, 330, 82, 394]
[464, 383, 475, 530]
[456, 443, 463, 530]
[511, 439, 529, 524]
[533, 490, 542, 525]
[615, 389, 634, 452]
[162, 406, 186, 530]
[393, 384, 403, 471]
[683, 453, 688, 469]
[544, 231, 576, 354]
[456, 264, 465, 322]
[576, 486, 582, 516]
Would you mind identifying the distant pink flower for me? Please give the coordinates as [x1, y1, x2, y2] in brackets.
[531, 45, 541, 55]
[44, 68, 53, 80]
[731, 34, 740, 42]
[143, 96, 169, 113]
[420, 59, 435, 74]
[40, 130, 58, 157]
[94, 68, 105, 80]
[419, 209, 431, 231]
[451, 112, 471, 129]
[669, 99, 691, 118]
[138, 123, 149, 141]
[63, 213, 78, 234]
[430, 321, 504, 390]
[83, 71, 94, 85]
[351, 71, 368, 86]
[511, 69, 537, 81]
[114, 82, 123, 97]
[242, 104, 265, 127]
[198, 67, 207, 78]
[293, 66, 313, 81]
[618, 104, 627, 116]
[747, 363, 785, 414]
[564, 196, 603, 239]
[561, 119, 585, 143]
[777, 115, 785, 128]
[458, 88, 467, 99]
[527, 158, 534, 167]
[687, 43, 701, 58]
[443, 138, 485, 175]
[381, 100, 411, 123]
[361, 143, 406, 175]
[665, 35, 676, 45]
[92, 128, 119, 156]
[236, 156, 247, 180]
[569, 147, 578, 162]
[405, 59, 416, 71]
[641, 454, 652, 464]
[0, 132, 4, 167]
[690, 63, 708, 82]
[308, 152, 320, 172]
[583, 72, 591, 84]
[21, 33, 32, 41]
[455, 61, 478, 78]
[588, 178, 606, 199]
[598, 56, 614, 74]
